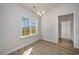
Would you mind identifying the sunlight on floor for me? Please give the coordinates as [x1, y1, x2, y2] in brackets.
[23, 47, 33, 55]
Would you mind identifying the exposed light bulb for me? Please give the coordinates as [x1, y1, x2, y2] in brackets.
[37, 12, 41, 16]
[42, 11, 45, 14]
[37, 11, 45, 16]
[37, 12, 40, 15]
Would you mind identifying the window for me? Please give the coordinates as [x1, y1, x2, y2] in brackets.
[21, 17, 38, 38]
[30, 20, 37, 34]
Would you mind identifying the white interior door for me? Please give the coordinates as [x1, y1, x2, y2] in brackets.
[61, 21, 71, 39]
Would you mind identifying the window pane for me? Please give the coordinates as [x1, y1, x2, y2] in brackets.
[22, 17, 30, 36]
[30, 20, 36, 34]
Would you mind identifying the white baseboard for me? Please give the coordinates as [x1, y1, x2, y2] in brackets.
[42, 39, 58, 44]
[2, 39, 40, 55]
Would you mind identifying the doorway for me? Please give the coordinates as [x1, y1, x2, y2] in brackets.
[58, 13, 74, 47]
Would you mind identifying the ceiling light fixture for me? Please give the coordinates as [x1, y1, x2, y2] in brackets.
[33, 6, 45, 16]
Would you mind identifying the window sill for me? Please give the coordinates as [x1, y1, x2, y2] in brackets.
[21, 34, 38, 39]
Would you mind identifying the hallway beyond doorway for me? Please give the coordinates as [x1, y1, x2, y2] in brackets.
[58, 13, 74, 47]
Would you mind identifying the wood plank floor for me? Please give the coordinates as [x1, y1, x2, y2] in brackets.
[9, 39, 79, 55]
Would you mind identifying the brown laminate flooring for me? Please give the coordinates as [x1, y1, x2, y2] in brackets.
[9, 39, 79, 55]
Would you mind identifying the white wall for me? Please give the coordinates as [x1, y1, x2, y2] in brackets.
[0, 4, 41, 54]
[0, 4, 3, 53]
[41, 3, 79, 48]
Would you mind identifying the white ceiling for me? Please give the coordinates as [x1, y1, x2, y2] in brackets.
[20, 3, 58, 14]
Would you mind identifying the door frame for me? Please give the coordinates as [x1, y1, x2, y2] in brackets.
[58, 12, 75, 47]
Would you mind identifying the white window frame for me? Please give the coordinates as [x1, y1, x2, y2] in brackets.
[21, 17, 38, 38]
